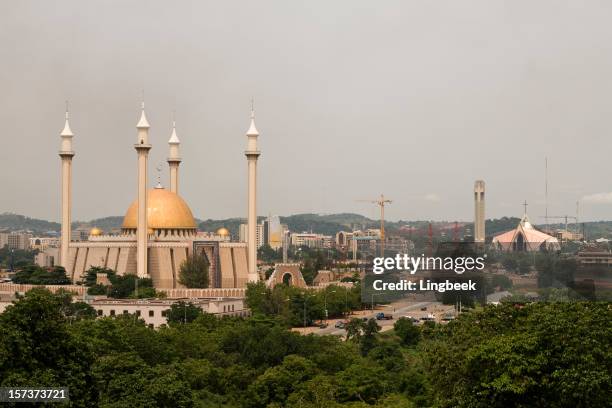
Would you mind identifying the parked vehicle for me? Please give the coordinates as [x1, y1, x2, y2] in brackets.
[420, 306, 427, 311]
[335, 320, 347, 329]
[318, 322, 329, 329]
[375, 312, 393, 320]
[403, 315, 420, 324]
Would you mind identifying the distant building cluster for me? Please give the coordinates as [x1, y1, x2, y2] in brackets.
[239, 215, 288, 250]
[0, 231, 32, 251]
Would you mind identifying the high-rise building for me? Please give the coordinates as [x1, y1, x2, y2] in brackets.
[474, 180, 485, 243]
[266, 215, 283, 249]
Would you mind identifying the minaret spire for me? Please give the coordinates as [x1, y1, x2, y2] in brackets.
[134, 99, 152, 278]
[167, 111, 181, 194]
[245, 99, 261, 282]
[59, 102, 75, 273]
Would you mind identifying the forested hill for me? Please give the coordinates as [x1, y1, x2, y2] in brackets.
[0, 213, 60, 233]
[3, 211, 612, 239]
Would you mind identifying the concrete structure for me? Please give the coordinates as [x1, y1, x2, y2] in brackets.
[577, 250, 612, 267]
[135, 103, 152, 278]
[266, 263, 307, 288]
[291, 233, 333, 248]
[245, 107, 261, 282]
[239, 223, 264, 249]
[30, 237, 60, 251]
[167, 119, 181, 194]
[0, 232, 33, 250]
[92, 297, 248, 328]
[59, 108, 74, 267]
[35, 247, 59, 267]
[474, 180, 485, 243]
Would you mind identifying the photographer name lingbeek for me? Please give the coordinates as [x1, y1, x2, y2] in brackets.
[373, 279, 477, 292]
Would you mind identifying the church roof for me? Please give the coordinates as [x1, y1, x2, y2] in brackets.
[492, 215, 560, 251]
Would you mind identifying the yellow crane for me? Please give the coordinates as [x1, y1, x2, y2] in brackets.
[357, 194, 392, 257]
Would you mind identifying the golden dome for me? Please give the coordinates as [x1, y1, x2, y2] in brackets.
[122, 188, 197, 230]
[90, 227, 102, 236]
[216, 227, 230, 236]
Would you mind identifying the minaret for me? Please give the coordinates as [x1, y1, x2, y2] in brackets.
[135, 102, 151, 277]
[474, 180, 485, 243]
[167, 118, 181, 194]
[245, 103, 260, 282]
[59, 106, 75, 268]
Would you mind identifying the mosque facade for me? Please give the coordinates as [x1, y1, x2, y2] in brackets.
[56, 103, 260, 289]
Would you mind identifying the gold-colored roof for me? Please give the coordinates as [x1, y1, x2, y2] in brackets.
[90, 227, 102, 236]
[122, 188, 197, 230]
[216, 227, 230, 236]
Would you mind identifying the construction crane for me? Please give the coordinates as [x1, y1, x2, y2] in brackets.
[356, 194, 392, 257]
[539, 215, 578, 234]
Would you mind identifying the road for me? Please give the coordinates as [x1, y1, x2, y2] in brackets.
[300, 299, 455, 337]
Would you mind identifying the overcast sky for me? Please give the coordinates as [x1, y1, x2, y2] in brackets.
[1, 1, 611, 223]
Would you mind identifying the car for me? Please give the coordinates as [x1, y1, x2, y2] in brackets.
[335, 321, 347, 329]
[318, 322, 329, 329]
[420, 306, 427, 311]
[375, 312, 393, 320]
[441, 315, 455, 321]
[403, 316, 420, 324]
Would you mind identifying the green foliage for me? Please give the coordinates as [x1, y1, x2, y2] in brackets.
[82, 266, 116, 286]
[535, 253, 577, 288]
[166, 301, 203, 325]
[2, 287, 609, 407]
[179, 253, 210, 289]
[424, 302, 612, 407]
[393, 317, 421, 346]
[245, 282, 361, 327]
[258, 244, 281, 263]
[0, 288, 98, 406]
[0, 246, 36, 269]
[12, 265, 70, 284]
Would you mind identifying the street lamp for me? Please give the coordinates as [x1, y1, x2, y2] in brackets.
[324, 289, 336, 323]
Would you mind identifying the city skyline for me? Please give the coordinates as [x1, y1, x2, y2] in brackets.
[2, 1, 612, 223]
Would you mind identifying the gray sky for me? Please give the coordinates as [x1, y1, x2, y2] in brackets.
[1, 1, 611, 223]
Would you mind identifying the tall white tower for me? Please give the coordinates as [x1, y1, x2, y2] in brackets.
[59, 107, 75, 268]
[135, 103, 151, 277]
[245, 105, 260, 282]
[474, 180, 485, 243]
[167, 119, 181, 194]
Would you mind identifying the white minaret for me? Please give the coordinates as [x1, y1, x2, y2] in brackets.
[245, 103, 260, 282]
[135, 102, 151, 277]
[59, 106, 74, 268]
[474, 180, 485, 243]
[167, 118, 181, 194]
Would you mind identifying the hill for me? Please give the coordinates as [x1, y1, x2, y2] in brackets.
[0, 213, 60, 233]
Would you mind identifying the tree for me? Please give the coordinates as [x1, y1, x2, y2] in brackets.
[166, 301, 203, 325]
[393, 317, 420, 346]
[0, 288, 98, 406]
[424, 303, 612, 407]
[12, 265, 70, 285]
[82, 266, 116, 286]
[179, 253, 210, 288]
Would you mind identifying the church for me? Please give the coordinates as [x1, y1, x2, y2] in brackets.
[492, 210, 560, 253]
[56, 103, 261, 289]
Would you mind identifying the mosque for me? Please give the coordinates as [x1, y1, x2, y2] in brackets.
[55, 103, 261, 289]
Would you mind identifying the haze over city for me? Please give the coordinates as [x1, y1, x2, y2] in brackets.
[1, 1, 611, 222]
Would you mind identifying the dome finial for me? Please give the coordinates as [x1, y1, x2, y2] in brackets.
[155, 163, 163, 189]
